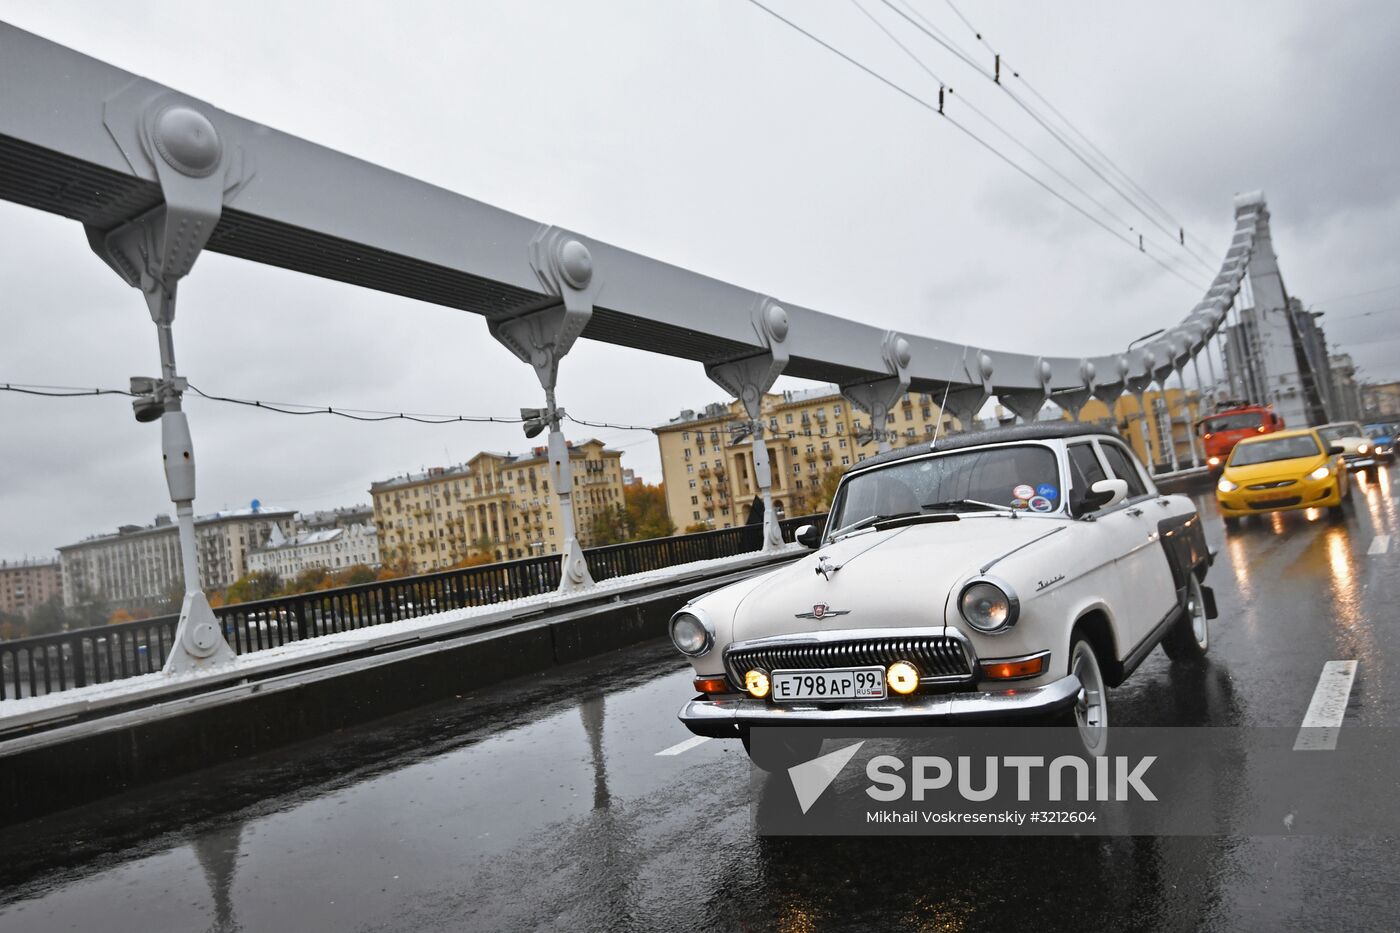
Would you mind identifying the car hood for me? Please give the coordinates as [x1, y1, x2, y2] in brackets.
[725, 516, 1063, 645]
[1224, 454, 1326, 484]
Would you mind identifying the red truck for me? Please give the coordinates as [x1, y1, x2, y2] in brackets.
[1196, 402, 1286, 472]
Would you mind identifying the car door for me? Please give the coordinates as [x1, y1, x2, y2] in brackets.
[1092, 439, 1178, 651]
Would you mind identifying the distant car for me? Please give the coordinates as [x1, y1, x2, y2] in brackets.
[1196, 403, 1285, 472]
[670, 423, 1216, 767]
[1216, 427, 1351, 527]
[1316, 421, 1379, 475]
[1364, 422, 1396, 462]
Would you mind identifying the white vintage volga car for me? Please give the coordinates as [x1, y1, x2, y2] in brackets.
[671, 423, 1216, 767]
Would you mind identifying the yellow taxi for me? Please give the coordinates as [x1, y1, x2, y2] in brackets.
[1216, 427, 1350, 526]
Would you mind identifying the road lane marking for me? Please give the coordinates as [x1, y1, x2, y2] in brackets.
[656, 736, 712, 756]
[1293, 660, 1358, 751]
[1369, 534, 1391, 555]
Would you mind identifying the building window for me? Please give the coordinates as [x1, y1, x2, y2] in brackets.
[833, 404, 842, 414]
[785, 413, 794, 424]
[693, 511, 701, 520]
[841, 456, 850, 465]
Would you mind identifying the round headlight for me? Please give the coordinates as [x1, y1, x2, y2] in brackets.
[669, 609, 713, 657]
[1217, 477, 1239, 493]
[1359, 443, 1369, 454]
[959, 580, 1018, 633]
[1309, 464, 1331, 481]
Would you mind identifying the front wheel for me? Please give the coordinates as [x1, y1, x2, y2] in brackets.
[1162, 574, 1210, 662]
[1059, 637, 1109, 756]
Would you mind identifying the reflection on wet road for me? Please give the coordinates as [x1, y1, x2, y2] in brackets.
[2, 468, 1399, 931]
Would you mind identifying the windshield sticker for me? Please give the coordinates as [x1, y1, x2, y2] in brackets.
[1010, 498, 1030, 510]
[1013, 484, 1035, 500]
[1028, 495, 1054, 513]
[1036, 483, 1058, 500]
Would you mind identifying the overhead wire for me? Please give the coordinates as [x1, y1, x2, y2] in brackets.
[850, 0, 1201, 281]
[1, 382, 661, 432]
[886, 0, 1220, 273]
[744, 0, 1209, 293]
[937, 0, 1222, 266]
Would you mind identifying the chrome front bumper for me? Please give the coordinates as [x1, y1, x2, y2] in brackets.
[1344, 456, 1378, 470]
[677, 674, 1083, 738]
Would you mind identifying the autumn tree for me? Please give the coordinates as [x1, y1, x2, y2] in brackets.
[590, 504, 630, 545]
[225, 571, 283, 605]
[624, 482, 675, 540]
[812, 466, 848, 513]
[335, 564, 378, 587]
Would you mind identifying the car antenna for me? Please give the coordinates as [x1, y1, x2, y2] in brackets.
[930, 374, 955, 450]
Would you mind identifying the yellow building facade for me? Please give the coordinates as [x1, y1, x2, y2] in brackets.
[370, 439, 626, 572]
[1074, 387, 1203, 468]
[654, 388, 960, 530]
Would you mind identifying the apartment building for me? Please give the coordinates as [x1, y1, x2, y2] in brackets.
[58, 506, 297, 610]
[370, 439, 627, 572]
[1076, 387, 1203, 469]
[0, 558, 62, 618]
[246, 522, 380, 579]
[654, 386, 959, 531]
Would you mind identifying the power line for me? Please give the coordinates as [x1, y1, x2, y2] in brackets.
[938, 0, 1222, 267]
[892, 0, 1219, 273]
[1324, 304, 1400, 323]
[745, 0, 1208, 292]
[2, 381, 664, 434]
[564, 414, 656, 432]
[0, 383, 135, 398]
[851, 0, 1208, 286]
[185, 385, 529, 424]
[1314, 282, 1400, 304]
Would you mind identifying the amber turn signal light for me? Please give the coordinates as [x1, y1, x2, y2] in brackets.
[983, 655, 1047, 680]
[693, 676, 732, 694]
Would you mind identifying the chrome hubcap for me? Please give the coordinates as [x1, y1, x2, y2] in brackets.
[1189, 581, 1208, 648]
[1071, 644, 1106, 746]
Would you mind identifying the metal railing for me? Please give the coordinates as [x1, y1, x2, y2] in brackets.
[0, 514, 825, 702]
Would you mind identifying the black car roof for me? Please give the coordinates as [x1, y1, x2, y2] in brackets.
[846, 421, 1129, 475]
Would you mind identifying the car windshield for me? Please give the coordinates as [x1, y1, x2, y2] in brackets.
[1317, 423, 1365, 443]
[1365, 423, 1393, 437]
[1200, 412, 1263, 433]
[1229, 434, 1321, 466]
[829, 443, 1062, 533]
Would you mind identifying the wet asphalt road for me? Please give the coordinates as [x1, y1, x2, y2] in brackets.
[2, 469, 1399, 932]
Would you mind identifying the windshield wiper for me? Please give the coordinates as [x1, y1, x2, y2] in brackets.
[828, 511, 920, 540]
[921, 498, 1014, 513]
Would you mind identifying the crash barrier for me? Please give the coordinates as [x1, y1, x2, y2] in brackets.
[0, 514, 826, 701]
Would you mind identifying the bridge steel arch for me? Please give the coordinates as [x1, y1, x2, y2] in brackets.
[0, 23, 1269, 668]
[0, 24, 1269, 404]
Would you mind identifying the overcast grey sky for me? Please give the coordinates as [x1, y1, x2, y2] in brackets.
[3, 0, 1399, 559]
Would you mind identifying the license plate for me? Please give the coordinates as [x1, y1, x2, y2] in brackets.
[770, 667, 887, 702]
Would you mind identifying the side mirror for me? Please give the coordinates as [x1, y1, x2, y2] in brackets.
[1085, 478, 1130, 511]
[795, 524, 821, 549]
[1327, 444, 1345, 456]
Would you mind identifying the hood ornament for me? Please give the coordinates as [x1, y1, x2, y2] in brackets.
[814, 555, 842, 581]
[796, 603, 850, 620]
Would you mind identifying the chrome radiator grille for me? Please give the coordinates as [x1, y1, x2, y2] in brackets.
[725, 635, 972, 684]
